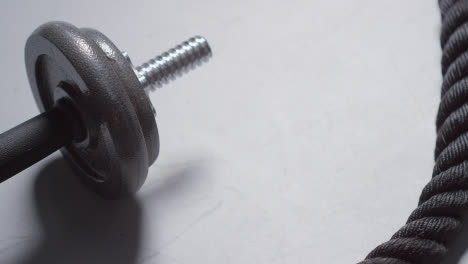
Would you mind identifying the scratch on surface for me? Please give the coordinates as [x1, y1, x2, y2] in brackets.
[139, 201, 224, 264]
[0, 235, 35, 256]
[0, 235, 33, 243]
[224, 185, 270, 215]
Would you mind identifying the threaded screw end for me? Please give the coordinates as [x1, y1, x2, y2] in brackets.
[135, 36, 212, 90]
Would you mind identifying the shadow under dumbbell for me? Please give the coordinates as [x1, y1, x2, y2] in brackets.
[17, 158, 142, 264]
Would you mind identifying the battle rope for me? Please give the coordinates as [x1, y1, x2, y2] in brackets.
[359, 0, 468, 263]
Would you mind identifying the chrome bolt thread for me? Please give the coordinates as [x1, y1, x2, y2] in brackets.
[135, 36, 212, 91]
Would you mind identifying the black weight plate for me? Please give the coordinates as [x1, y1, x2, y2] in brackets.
[25, 22, 159, 198]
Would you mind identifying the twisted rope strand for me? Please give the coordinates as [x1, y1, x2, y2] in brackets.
[360, 0, 468, 263]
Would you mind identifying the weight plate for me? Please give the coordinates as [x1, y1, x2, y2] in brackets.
[25, 22, 159, 198]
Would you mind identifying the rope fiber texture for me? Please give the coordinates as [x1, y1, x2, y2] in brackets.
[359, 0, 468, 263]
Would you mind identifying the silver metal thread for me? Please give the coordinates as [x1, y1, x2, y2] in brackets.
[135, 36, 212, 91]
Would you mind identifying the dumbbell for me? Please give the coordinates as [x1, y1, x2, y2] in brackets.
[0, 22, 212, 198]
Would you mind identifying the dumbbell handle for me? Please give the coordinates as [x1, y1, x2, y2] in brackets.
[0, 107, 73, 181]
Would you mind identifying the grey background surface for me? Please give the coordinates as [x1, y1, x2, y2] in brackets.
[0, 0, 458, 263]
